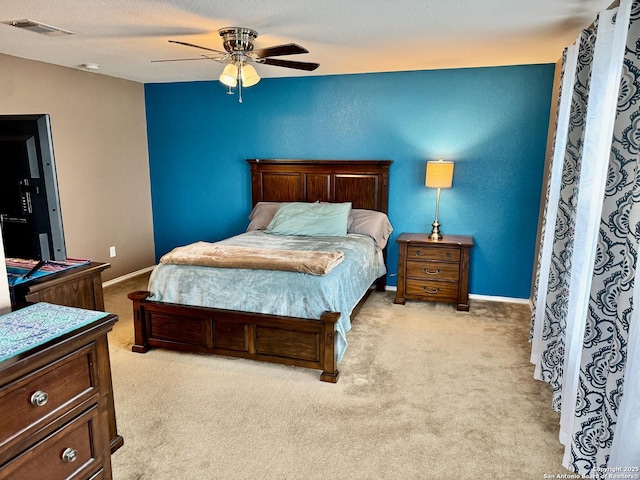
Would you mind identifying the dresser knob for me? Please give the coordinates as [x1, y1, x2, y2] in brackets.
[62, 447, 78, 463]
[30, 391, 49, 407]
[424, 268, 440, 275]
[423, 287, 440, 294]
[415, 250, 423, 256]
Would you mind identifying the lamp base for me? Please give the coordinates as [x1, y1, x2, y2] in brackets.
[429, 220, 443, 241]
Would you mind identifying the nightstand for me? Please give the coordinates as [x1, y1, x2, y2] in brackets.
[394, 233, 474, 311]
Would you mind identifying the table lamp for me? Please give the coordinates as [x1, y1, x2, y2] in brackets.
[425, 159, 454, 241]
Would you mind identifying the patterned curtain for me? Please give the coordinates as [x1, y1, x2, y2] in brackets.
[560, 6, 630, 448]
[568, 3, 640, 471]
[530, 0, 640, 474]
[609, 271, 640, 466]
[537, 27, 595, 413]
[530, 44, 577, 368]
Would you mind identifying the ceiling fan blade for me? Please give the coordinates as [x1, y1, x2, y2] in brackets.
[168, 40, 226, 55]
[253, 43, 309, 59]
[151, 57, 213, 62]
[262, 58, 320, 71]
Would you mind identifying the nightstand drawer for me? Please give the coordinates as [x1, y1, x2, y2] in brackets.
[407, 245, 460, 262]
[405, 279, 459, 302]
[406, 261, 459, 281]
[0, 404, 104, 480]
[0, 344, 98, 453]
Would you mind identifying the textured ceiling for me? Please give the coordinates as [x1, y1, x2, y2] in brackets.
[0, 0, 612, 84]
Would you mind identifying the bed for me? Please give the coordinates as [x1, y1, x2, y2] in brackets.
[128, 159, 392, 382]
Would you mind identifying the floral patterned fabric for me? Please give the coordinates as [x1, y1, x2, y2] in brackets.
[531, 0, 640, 475]
[539, 27, 595, 413]
[0, 302, 108, 362]
[568, 3, 640, 472]
[531, 45, 578, 368]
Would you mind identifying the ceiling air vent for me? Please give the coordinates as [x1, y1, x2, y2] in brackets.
[1, 19, 74, 37]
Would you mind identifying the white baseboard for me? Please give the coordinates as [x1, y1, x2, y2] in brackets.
[103, 265, 155, 288]
[469, 293, 531, 306]
[384, 285, 530, 306]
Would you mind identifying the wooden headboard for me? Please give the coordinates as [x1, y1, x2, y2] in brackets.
[247, 159, 392, 213]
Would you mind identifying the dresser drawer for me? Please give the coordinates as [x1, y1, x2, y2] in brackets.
[406, 261, 459, 281]
[0, 404, 104, 480]
[407, 245, 460, 262]
[0, 344, 98, 454]
[405, 279, 459, 302]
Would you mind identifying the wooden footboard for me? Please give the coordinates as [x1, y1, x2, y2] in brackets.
[128, 291, 342, 382]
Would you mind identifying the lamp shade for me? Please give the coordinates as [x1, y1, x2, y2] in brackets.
[219, 63, 238, 87]
[241, 64, 260, 87]
[425, 160, 454, 188]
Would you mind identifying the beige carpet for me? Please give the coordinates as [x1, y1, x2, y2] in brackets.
[105, 274, 568, 480]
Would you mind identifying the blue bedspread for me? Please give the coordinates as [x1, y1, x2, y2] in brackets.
[147, 231, 386, 362]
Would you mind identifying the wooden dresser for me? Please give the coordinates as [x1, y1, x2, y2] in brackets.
[394, 233, 474, 311]
[10, 262, 110, 310]
[0, 303, 122, 479]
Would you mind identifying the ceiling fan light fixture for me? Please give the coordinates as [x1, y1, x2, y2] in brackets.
[219, 63, 238, 87]
[241, 64, 260, 87]
[159, 26, 318, 103]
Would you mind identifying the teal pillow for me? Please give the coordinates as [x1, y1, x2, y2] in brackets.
[266, 202, 352, 237]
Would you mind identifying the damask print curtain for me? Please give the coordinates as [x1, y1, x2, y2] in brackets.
[536, 26, 595, 415]
[530, 44, 577, 381]
[610, 275, 640, 467]
[568, 3, 640, 470]
[530, 0, 640, 474]
[559, 6, 630, 452]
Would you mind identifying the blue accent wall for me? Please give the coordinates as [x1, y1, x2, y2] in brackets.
[145, 64, 554, 298]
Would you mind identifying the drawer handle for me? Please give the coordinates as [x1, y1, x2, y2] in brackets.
[30, 390, 49, 407]
[62, 447, 78, 463]
[424, 268, 440, 275]
[414, 250, 423, 256]
[446, 252, 451, 258]
[423, 287, 440, 294]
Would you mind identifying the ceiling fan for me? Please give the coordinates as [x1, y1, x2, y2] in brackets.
[154, 27, 320, 103]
